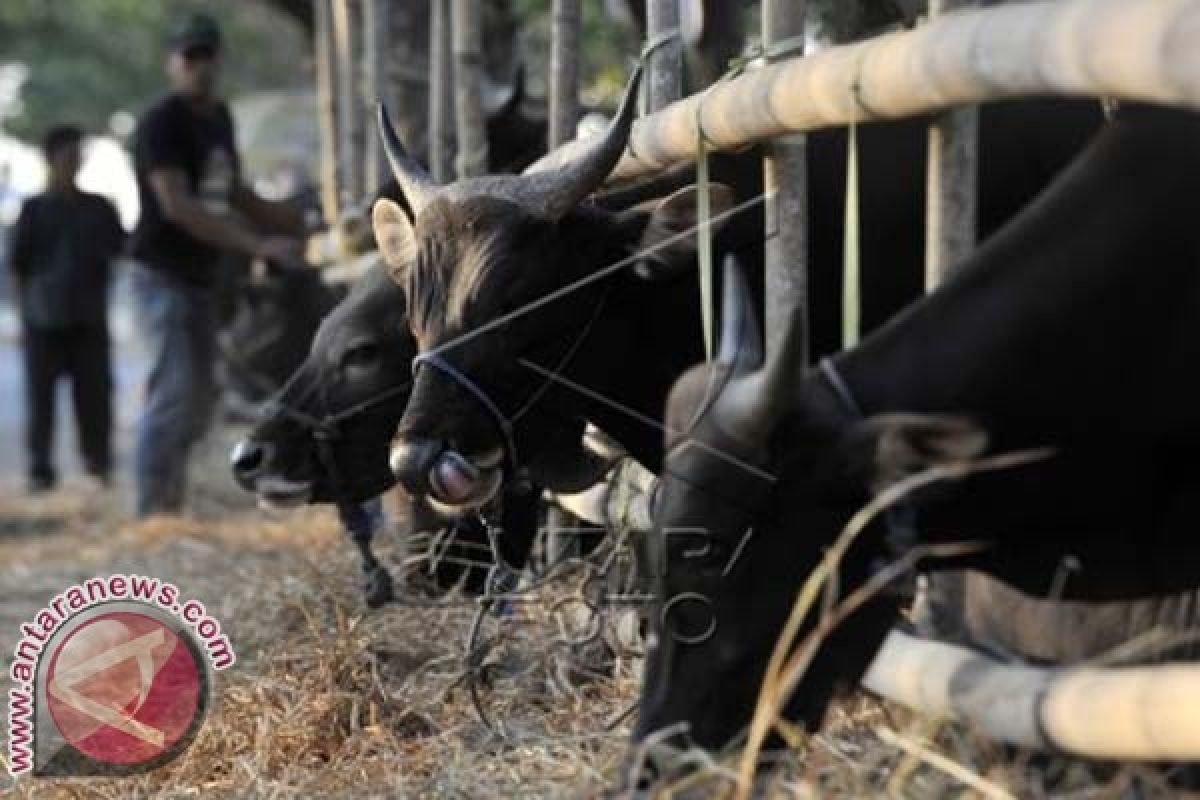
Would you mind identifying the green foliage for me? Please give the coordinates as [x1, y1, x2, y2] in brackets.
[0, 0, 308, 142]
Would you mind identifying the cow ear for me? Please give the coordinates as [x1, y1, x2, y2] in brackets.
[627, 184, 735, 281]
[372, 197, 417, 283]
[833, 414, 988, 496]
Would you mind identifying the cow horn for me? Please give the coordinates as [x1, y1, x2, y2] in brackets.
[482, 62, 525, 119]
[716, 254, 762, 373]
[517, 63, 642, 220]
[713, 255, 800, 447]
[377, 103, 439, 215]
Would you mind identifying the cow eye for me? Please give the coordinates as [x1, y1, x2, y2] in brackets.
[340, 341, 380, 370]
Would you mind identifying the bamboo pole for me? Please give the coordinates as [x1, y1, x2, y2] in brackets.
[925, 0, 979, 288]
[548, 0, 582, 149]
[527, 0, 1200, 186]
[314, 0, 339, 223]
[429, 0, 455, 183]
[864, 629, 1200, 760]
[362, 0, 387, 194]
[762, 0, 809, 367]
[452, 0, 488, 178]
[646, 0, 683, 111]
[332, 0, 362, 205]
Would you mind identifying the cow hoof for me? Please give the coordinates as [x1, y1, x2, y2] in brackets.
[364, 567, 395, 608]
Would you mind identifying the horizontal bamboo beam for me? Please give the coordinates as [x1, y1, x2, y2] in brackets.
[527, 0, 1200, 185]
[864, 630, 1200, 760]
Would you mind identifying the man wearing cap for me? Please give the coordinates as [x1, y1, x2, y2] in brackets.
[128, 13, 306, 516]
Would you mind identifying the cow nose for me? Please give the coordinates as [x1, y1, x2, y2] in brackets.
[389, 438, 443, 494]
[230, 440, 273, 487]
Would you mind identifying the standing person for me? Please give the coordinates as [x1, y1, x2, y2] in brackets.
[128, 13, 306, 516]
[6, 125, 124, 493]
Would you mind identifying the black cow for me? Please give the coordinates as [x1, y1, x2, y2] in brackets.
[635, 104, 1200, 757]
[219, 266, 337, 413]
[379, 62, 1101, 523]
[229, 260, 606, 602]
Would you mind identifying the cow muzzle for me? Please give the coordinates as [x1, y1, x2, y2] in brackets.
[230, 439, 314, 510]
[389, 438, 504, 512]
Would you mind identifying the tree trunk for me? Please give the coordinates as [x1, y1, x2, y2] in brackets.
[384, 1, 431, 166]
[314, 0, 339, 222]
[429, 0, 455, 183]
[332, 0, 362, 205]
[452, 0, 488, 178]
[362, 0, 388, 194]
[548, 0, 581, 149]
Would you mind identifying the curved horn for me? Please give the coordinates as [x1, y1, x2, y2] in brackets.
[377, 103, 439, 215]
[713, 255, 800, 447]
[482, 62, 525, 119]
[518, 63, 643, 220]
[716, 254, 762, 372]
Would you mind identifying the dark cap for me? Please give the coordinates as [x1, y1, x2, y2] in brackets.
[168, 12, 222, 53]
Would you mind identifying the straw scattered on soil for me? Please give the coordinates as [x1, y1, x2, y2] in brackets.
[0, 436, 1194, 798]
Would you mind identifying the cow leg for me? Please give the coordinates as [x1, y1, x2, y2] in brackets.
[338, 499, 394, 608]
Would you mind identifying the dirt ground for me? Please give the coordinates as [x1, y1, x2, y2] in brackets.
[0, 426, 1194, 799]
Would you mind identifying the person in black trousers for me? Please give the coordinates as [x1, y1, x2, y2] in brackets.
[7, 125, 125, 492]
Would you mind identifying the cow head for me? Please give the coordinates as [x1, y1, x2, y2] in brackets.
[634, 256, 987, 756]
[373, 66, 730, 515]
[230, 263, 415, 508]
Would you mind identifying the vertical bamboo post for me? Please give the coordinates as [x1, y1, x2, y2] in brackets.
[362, 0, 388, 194]
[646, 0, 683, 111]
[925, 0, 979, 288]
[549, 0, 582, 149]
[332, 0, 362, 207]
[314, 0, 339, 223]
[921, 0, 980, 642]
[429, 0, 455, 183]
[452, 0, 488, 178]
[763, 0, 809, 366]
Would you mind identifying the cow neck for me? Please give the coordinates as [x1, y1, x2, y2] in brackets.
[834, 107, 1200, 444]
[540, 271, 698, 472]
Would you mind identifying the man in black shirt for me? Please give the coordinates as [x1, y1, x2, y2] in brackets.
[7, 125, 124, 492]
[129, 13, 305, 516]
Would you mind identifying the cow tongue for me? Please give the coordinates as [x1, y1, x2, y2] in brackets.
[432, 451, 483, 504]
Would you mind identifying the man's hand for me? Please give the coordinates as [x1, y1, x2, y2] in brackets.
[254, 235, 303, 266]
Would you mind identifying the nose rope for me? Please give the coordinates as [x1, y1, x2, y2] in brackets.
[409, 289, 610, 478]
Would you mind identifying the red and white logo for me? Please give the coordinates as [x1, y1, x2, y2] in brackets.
[7, 575, 232, 778]
[46, 611, 203, 766]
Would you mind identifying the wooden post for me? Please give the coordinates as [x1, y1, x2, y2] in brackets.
[362, 0, 388, 194]
[920, 0, 980, 649]
[332, 0, 362, 206]
[314, 0, 339, 223]
[429, 0, 455, 183]
[646, 0, 683, 111]
[452, 0, 488, 178]
[925, 0, 979, 288]
[548, 0, 582, 149]
[762, 0, 809, 366]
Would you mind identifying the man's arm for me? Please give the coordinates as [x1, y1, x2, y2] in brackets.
[231, 185, 307, 237]
[149, 169, 296, 261]
[6, 198, 36, 280]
